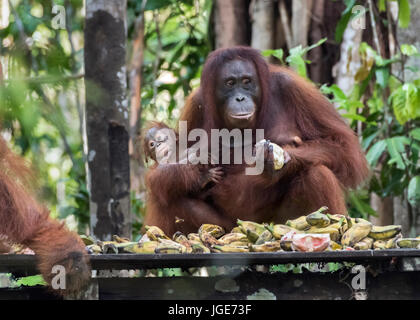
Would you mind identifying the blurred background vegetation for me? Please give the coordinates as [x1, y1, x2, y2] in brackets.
[0, 0, 419, 238]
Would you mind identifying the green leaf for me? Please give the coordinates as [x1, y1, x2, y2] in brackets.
[335, 0, 357, 43]
[375, 67, 389, 89]
[386, 137, 409, 170]
[14, 275, 46, 287]
[341, 113, 367, 122]
[401, 44, 419, 56]
[398, 0, 410, 28]
[366, 140, 387, 167]
[408, 176, 420, 207]
[410, 128, 420, 141]
[378, 0, 386, 12]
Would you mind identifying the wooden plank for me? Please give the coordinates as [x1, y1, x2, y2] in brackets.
[2, 250, 420, 273]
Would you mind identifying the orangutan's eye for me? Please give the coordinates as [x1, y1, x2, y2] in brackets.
[226, 79, 235, 87]
[243, 78, 251, 85]
[149, 141, 155, 148]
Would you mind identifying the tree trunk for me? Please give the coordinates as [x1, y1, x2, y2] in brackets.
[291, 0, 313, 48]
[250, 0, 275, 51]
[213, 0, 250, 48]
[84, 0, 131, 240]
[128, 12, 146, 196]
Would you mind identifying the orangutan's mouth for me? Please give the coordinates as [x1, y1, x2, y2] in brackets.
[229, 112, 255, 120]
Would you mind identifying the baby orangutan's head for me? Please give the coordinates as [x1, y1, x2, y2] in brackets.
[143, 122, 177, 164]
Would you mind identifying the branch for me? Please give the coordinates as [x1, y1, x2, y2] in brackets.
[367, 0, 382, 56]
[278, 0, 292, 50]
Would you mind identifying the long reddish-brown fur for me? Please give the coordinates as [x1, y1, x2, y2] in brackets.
[0, 136, 90, 295]
[142, 122, 231, 235]
[145, 46, 370, 232]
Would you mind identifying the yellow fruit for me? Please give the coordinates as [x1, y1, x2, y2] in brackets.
[112, 235, 130, 243]
[330, 241, 343, 250]
[368, 225, 402, 240]
[341, 222, 372, 247]
[218, 233, 248, 245]
[255, 230, 274, 245]
[237, 220, 266, 242]
[189, 241, 211, 253]
[230, 227, 244, 234]
[86, 244, 102, 254]
[198, 224, 225, 238]
[353, 237, 374, 250]
[250, 241, 281, 252]
[396, 238, 420, 249]
[145, 226, 170, 241]
[286, 216, 310, 231]
[199, 231, 221, 247]
[373, 240, 387, 250]
[212, 245, 249, 253]
[306, 226, 340, 242]
[187, 233, 200, 242]
[306, 206, 330, 227]
[80, 235, 95, 245]
[123, 241, 159, 254]
[385, 234, 402, 249]
[267, 224, 294, 239]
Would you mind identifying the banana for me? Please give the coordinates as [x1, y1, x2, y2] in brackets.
[373, 240, 387, 250]
[327, 214, 347, 224]
[218, 233, 248, 245]
[187, 233, 201, 242]
[112, 235, 130, 243]
[198, 224, 225, 238]
[103, 242, 119, 254]
[158, 238, 187, 253]
[368, 225, 402, 240]
[145, 225, 170, 241]
[86, 244, 102, 254]
[255, 229, 274, 245]
[123, 241, 159, 254]
[341, 222, 372, 247]
[250, 241, 281, 252]
[189, 241, 211, 253]
[230, 227, 244, 234]
[286, 216, 310, 231]
[306, 206, 330, 227]
[306, 226, 340, 242]
[199, 231, 221, 247]
[237, 219, 266, 242]
[280, 239, 293, 251]
[396, 238, 420, 249]
[155, 246, 183, 254]
[80, 235, 95, 245]
[329, 241, 343, 251]
[266, 224, 295, 239]
[353, 237, 374, 250]
[212, 245, 249, 253]
[385, 234, 402, 249]
[172, 232, 193, 253]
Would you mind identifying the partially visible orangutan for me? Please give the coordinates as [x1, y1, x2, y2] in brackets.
[144, 46, 369, 234]
[0, 135, 90, 295]
[142, 121, 231, 235]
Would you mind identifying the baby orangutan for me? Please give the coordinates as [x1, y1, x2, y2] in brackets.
[142, 122, 231, 235]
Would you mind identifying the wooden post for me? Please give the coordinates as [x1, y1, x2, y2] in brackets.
[84, 0, 131, 240]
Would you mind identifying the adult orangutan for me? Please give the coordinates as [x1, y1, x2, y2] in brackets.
[0, 135, 90, 294]
[144, 46, 369, 235]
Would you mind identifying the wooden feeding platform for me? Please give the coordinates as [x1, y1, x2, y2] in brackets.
[1, 249, 420, 300]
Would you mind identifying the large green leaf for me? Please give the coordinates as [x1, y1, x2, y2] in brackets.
[398, 0, 411, 28]
[335, 0, 357, 43]
[408, 176, 420, 207]
[366, 140, 387, 167]
[386, 137, 409, 170]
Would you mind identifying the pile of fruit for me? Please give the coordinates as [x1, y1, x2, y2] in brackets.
[83, 207, 420, 254]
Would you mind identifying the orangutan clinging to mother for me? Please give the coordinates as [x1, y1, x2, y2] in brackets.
[144, 46, 369, 236]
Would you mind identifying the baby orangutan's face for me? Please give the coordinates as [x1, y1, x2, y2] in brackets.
[146, 127, 177, 164]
